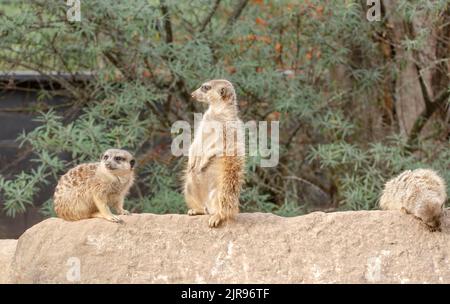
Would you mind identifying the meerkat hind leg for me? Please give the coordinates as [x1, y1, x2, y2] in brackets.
[208, 213, 223, 228]
[185, 191, 207, 216]
[207, 190, 226, 228]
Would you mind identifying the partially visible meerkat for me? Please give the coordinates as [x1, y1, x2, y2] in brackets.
[184, 79, 245, 228]
[379, 168, 447, 231]
[54, 149, 135, 223]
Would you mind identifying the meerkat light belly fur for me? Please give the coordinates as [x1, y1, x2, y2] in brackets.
[379, 168, 447, 231]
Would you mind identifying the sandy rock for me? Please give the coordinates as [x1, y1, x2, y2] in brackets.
[0, 239, 17, 283]
[9, 211, 450, 283]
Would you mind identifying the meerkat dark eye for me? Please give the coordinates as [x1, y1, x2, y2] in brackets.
[201, 85, 211, 92]
[130, 159, 135, 168]
[114, 156, 123, 162]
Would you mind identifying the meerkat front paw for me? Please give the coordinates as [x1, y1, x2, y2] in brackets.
[197, 155, 216, 173]
[197, 161, 209, 173]
[107, 214, 123, 223]
[208, 214, 222, 228]
[188, 158, 199, 172]
[92, 212, 123, 223]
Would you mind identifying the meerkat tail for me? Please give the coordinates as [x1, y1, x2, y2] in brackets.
[216, 156, 244, 220]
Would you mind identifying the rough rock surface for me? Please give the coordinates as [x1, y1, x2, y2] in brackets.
[9, 211, 450, 283]
[0, 239, 17, 283]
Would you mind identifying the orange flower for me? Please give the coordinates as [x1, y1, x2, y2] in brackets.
[267, 111, 281, 121]
[255, 17, 268, 26]
[227, 66, 237, 74]
[275, 42, 282, 53]
[142, 69, 151, 78]
[247, 34, 257, 41]
[258, 36, 272, 43]
[316, 5, 324, 16]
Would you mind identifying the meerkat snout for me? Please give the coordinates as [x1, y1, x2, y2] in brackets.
[420, 201, 444, 230]
[191, 83, 211, 103]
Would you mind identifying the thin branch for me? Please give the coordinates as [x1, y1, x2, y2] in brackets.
[414, 63, 432, 107]
[285, 122, 303, 149]
[225, 0, 249, 30]
[0, 146, 34, 177]
[160, 0, 173, 44]
[283, 175, 330, 199]
[199, 0, 222, 32]
[406, 64, 450, 149]
[133, 183, 144, 201]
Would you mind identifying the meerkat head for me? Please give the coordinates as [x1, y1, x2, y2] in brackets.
[191, 79, 236, 106]
[423, 212, 442, 231]
[99, 149, 135, 176]
[418, 201, 443, 230]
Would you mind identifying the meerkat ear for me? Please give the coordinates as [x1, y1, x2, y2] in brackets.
[220, 86, 233, 102]
[130, 159, 136, 169]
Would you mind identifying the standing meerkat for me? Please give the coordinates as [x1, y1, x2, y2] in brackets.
[184, 79, 245, 227]
[53, 149, 135, 223]
[379, 168, 447, 231]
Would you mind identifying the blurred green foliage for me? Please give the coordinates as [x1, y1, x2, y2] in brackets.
[0, 0, 448, 218]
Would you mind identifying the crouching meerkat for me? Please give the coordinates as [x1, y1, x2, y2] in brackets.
[379, 168, 447, 231]
[53, 149, 135, 222]
[184, 79, 245, 227]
